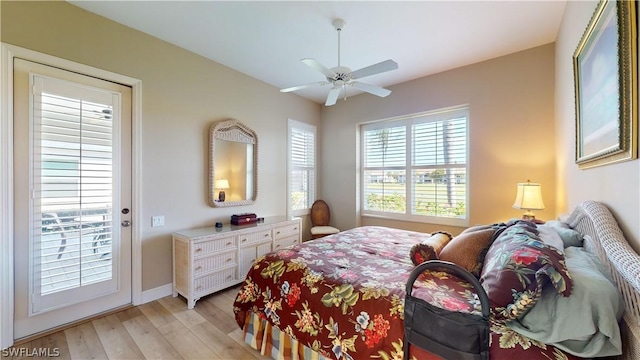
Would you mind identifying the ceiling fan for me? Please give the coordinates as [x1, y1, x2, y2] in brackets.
[280, 18, 398, 106]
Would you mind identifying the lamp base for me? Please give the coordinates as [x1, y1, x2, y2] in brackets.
[522, 212, 544, 224]
[522, 214, 536, 221]
[218, 190, 225, 202]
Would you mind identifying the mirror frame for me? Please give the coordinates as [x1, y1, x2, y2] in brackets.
[208, 119, 258, 207]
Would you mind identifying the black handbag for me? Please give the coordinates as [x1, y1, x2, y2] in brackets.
[404, 260, 490, 360]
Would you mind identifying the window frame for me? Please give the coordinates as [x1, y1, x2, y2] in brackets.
[360, 106, 469, 227]
[287, 119, 317, 217]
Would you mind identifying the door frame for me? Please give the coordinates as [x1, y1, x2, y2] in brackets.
[0, 43, 143, 349]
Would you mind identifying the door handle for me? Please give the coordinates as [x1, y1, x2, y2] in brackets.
[122, 220, 131, 227]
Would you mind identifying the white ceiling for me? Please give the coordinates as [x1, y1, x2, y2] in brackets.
[68, 1, 567, 105]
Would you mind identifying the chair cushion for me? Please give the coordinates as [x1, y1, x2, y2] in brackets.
[310, 226, 340, 235]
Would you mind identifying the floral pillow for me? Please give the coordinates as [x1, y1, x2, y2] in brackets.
[480, 221, 573, 322]
[409, 231, 452, 265]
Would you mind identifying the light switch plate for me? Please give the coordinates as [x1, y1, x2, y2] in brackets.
[151, 216, 164, 227]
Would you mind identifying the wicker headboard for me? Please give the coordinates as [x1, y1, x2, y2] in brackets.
[565, 201, 640, 360]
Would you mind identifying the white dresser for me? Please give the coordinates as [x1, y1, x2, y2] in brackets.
[172, 216, 301, 309]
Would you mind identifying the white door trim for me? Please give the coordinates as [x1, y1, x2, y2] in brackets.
[0, 43, 143, 349]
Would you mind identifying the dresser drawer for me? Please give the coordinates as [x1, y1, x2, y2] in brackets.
[274, 235, 300, 250]
[273, 222, 300, 239]
[193, 236, 236, 257]
[238, 229, 272, 247]
[193, 268, 236, 296]
[193, 250, 236, 276]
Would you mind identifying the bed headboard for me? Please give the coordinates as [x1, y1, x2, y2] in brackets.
[565, 200, 640, 360]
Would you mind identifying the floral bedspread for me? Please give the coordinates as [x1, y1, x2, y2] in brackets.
[233, 226, 579, 360]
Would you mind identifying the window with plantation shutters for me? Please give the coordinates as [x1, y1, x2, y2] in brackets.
[361, 107, 469, 226]
[288, 119, 316, 216]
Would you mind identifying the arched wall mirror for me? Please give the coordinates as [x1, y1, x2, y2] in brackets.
[209, 119, 258, 207]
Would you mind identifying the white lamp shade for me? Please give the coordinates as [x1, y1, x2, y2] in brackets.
[215, 179, 229, 189]
[512, 181, 544, 210]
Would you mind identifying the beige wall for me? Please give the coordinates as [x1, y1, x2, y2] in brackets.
[1, 1, 321, 291]
[555, 1, 640, 252]
[320, 44, 557, 235]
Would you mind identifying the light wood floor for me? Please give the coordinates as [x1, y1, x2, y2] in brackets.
[2, 286, 270, 360]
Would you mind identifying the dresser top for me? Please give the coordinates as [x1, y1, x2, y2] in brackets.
[173, 216, 299, 238]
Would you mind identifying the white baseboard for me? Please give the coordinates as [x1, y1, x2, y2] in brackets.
[140, 283, 173, 304]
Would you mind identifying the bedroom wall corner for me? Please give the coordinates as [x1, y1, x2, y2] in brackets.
[320, 44, 557, 234]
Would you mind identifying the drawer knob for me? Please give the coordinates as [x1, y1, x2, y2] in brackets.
[276, 244, 281, 248]
[226, 242, 232, 246]
[294, 227, 298, 230]
[227, 275, 233, 280]
[195, 248, 202, 253]
[195, 266, 202, 271]
[276, 231, 280, 234]
[242, 238, 247, 242]
[226, 258, 232, 262]
[265, 233, 270, 237]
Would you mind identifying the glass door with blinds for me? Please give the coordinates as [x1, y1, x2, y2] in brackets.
[13, 59, 132, 339]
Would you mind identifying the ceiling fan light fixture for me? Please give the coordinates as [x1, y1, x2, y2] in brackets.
[280, 18, 398, 106]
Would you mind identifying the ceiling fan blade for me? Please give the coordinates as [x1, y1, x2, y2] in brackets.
[350, 59, 398, 80]
[350, 81, 392, 98]
[325, 87, 342, 106]
[302, 58, 336, 79]
[280, 81, 328, 93]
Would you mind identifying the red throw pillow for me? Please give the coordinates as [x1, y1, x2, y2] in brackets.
[409, 231, 452, 266]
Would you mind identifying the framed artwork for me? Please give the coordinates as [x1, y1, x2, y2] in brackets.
[573, 0, 637, 169]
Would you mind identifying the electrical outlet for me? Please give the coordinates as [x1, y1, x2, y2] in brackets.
[151, 216, 165, 227]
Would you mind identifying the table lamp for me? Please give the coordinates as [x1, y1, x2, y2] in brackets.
[512, 180, 544, 221]
[215, 179, 229, 202]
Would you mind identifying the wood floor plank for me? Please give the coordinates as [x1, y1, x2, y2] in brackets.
[30, 331, 71, 360]
[206, 290, 237, 319]
[63, 322, 108, 360]
[157, 296, 207, 329]
[92, 314, 145, 359]
[121, 315, 183, 360]
[190, 320, 261, 359]
[156, 317, 218, 360]
[137, 301, 175, 328]
[6, 289, 273, 360]
[115, 306, 145, 323]
[194, 298, 239, 334]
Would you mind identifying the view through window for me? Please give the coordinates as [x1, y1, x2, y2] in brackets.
[288, 119, 316, 216]
[361, 107, 468, 226]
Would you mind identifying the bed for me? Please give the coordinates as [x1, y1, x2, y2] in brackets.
[233, 201, 640, 359]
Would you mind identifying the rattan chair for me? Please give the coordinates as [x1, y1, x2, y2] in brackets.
[310, 200, 340, 239]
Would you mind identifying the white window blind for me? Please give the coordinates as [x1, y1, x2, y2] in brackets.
[288, 119, 316, 216]
[33, 75, 116, 304]
[361, 107, 469, 226]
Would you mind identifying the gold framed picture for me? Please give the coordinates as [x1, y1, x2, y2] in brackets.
[573, 0, 637, 169]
